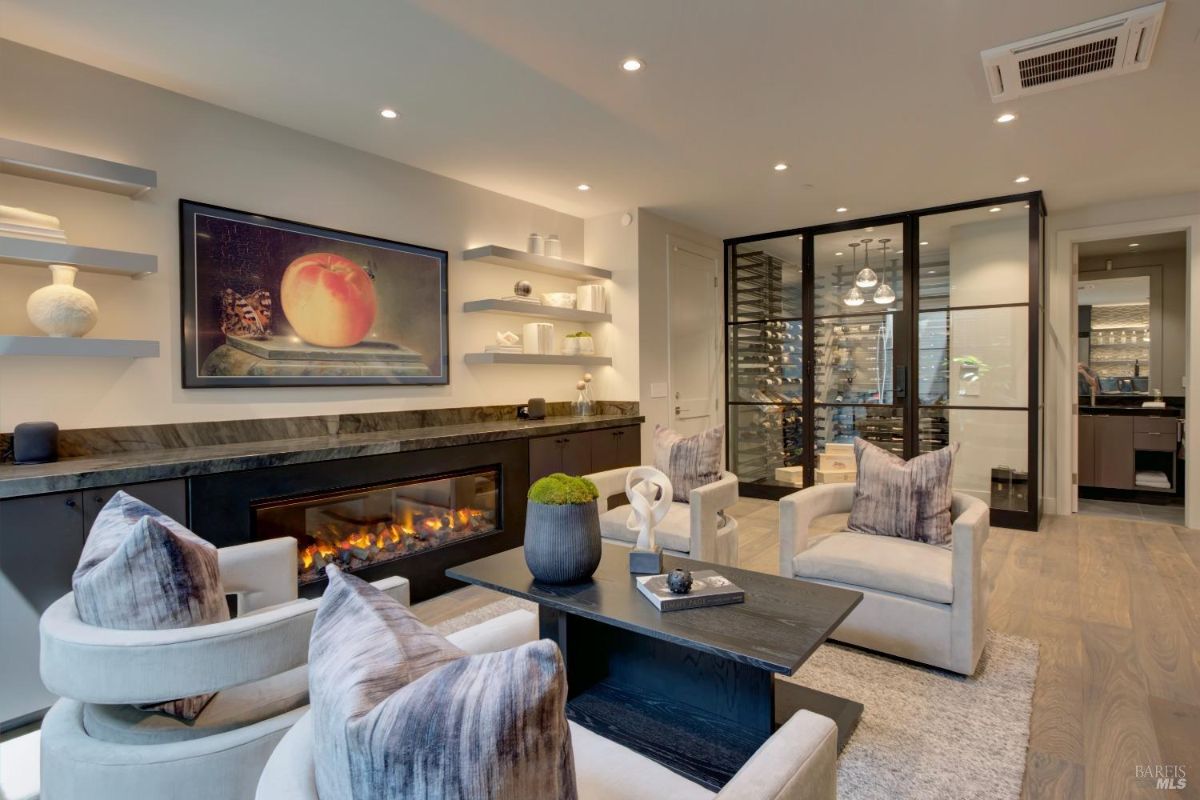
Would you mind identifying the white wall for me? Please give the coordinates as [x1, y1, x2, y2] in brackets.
[1045, 192, 1200, 515]
[584, 211, 640, 406]
[635, 209, 723, 460]
[0, 42, 637, 432]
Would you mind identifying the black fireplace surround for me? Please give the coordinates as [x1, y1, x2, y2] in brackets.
[190, 439, 528, 601]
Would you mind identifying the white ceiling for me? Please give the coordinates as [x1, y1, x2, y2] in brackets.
[1076, 230, 1187, 256]
[2, 0, 1198, 238]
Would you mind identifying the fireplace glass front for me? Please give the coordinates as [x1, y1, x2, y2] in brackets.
[254, 468, 500, 585]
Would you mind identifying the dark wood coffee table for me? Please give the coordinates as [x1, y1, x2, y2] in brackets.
[447, 543, 863, 790]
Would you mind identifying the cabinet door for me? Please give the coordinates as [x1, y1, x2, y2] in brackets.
[559, 433, 593, 477]
[1093, 415, 1135, 490]
[529, 436, 564, 484]
[590, 426, 641, 472]
[82, 479, 188, 533]
[1078, 415, 1096, 487]
[0, 491, 84, 727]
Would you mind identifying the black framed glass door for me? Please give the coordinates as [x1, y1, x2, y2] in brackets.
[724, 192, 1044, 530]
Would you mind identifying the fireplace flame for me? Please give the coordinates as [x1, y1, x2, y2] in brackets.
[298, 507, 489, 573]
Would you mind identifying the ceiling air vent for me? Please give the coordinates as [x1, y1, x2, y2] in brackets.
[981, 1, 1165, 102]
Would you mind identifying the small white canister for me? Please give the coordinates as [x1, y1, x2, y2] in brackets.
[544, 234, 562, 258]
[576, 283, 607, 313]
[522, 322, 555, 354]
[527, 233, 544, 255]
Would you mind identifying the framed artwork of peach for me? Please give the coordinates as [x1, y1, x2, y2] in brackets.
[180, 200, 449, 387]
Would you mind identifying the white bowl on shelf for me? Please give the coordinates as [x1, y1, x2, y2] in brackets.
[541, 292, 576, 309]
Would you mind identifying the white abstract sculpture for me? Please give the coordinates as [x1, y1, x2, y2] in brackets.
[624, 466, 673, 553]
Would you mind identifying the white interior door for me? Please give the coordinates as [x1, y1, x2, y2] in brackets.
[668, 237, 720, 436]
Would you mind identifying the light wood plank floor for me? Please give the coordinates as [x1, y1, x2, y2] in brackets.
[416, 500, 1200, 800]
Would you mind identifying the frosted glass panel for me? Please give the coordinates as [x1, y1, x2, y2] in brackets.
[920, 408, 1029, 512]
[918, 307, 1028, 406]
[919, 202, 1029, 309]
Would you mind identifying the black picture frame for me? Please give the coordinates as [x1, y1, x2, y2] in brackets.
[180, 200, 449, 388]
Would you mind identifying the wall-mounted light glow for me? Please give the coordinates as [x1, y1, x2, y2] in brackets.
[995, 112, 1017, 124]
[836, 207, 848, 213]
[380, 108, 398, 119]
[577, 184, 591, 191]
[622, 58, 644, 72]
[773, 162, 789, 172]
[1014, 175, 1030, 183]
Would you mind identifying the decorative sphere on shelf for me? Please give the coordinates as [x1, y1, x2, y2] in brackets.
[666, 569, 693, 594]
[514, 280, 533, 297]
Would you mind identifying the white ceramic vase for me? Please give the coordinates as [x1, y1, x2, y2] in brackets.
[27, 264, 98, 337]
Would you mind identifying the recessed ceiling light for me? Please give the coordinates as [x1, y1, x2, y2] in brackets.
[773, 162, 789, 172]
[989, 207, 1002, 213]
[577, 184, 591, 191]
[621, 58, 644, 72]
[380, 108, 398, 119]
[1128, 242, 1140, 248]
[836, 207, 848, 213]
[919, 241, 929, 246]
[995, 112, 1017, 124]
[1014, 175, 1030, 183]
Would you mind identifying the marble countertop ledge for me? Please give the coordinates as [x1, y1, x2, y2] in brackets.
[0, 414, 644, 499]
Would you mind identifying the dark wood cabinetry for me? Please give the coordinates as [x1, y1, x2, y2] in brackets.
[0, 479, 185, 730]
[1078, 413, 1181, 492]
[528, 425, 641, 483]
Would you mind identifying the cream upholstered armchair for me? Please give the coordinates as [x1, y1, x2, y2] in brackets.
[585, 467, 740, 565]
[38, 537, 408, 800]
[779, 483, 991, 675]
[259, 673, 834, 800]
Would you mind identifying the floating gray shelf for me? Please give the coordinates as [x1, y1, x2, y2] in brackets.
[0, 138, 157, 197]
[462, 299, 611, 323]
[0, 336, 159, 358]
[464, 352, 612, 366]
[462, 244, 612, 281]
[0, 236, 157, 278]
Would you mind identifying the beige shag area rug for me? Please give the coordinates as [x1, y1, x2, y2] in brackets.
[789, 632, 1037, 800]
[443, 599, 1037, 800]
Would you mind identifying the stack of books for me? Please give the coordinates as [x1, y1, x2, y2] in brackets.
[636, 570, 744, 611]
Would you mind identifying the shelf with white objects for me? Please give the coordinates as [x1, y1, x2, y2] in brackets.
[0, 336, 159, 358]
[0, 236, 157, 278]
[464, 352, 612, 367]
[462, 299, 611, 323]
[0, 138, 157, 198]
[461, 245, 612, 281]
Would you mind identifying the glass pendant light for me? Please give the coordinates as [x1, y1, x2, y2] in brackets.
[843, 243, 865, 306]
[855, 238, 878, 288]
[872, 238, 896, 305]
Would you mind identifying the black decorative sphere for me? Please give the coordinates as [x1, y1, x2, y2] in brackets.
[666, 569, 693, 594]
[514, 280, 533, 297]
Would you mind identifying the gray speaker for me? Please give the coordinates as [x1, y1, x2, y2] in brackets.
[13, 421, 59, 465]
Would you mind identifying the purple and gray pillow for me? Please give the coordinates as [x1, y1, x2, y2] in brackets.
[72, 490, 229, 720]
[310, 567, 578, 800]
[847, 438, 959, 546]
[653, 424, 724, 503]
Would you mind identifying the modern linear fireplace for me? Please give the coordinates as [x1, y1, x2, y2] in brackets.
[254, 469, 500, 586]
[188, 439, 528, 601]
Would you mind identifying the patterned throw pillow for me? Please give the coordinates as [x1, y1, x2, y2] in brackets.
[72, 491, 229, 720]
[311, 567, 578, 800]
[847, 438, 959, 546]
[653, 424, 724, 503]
